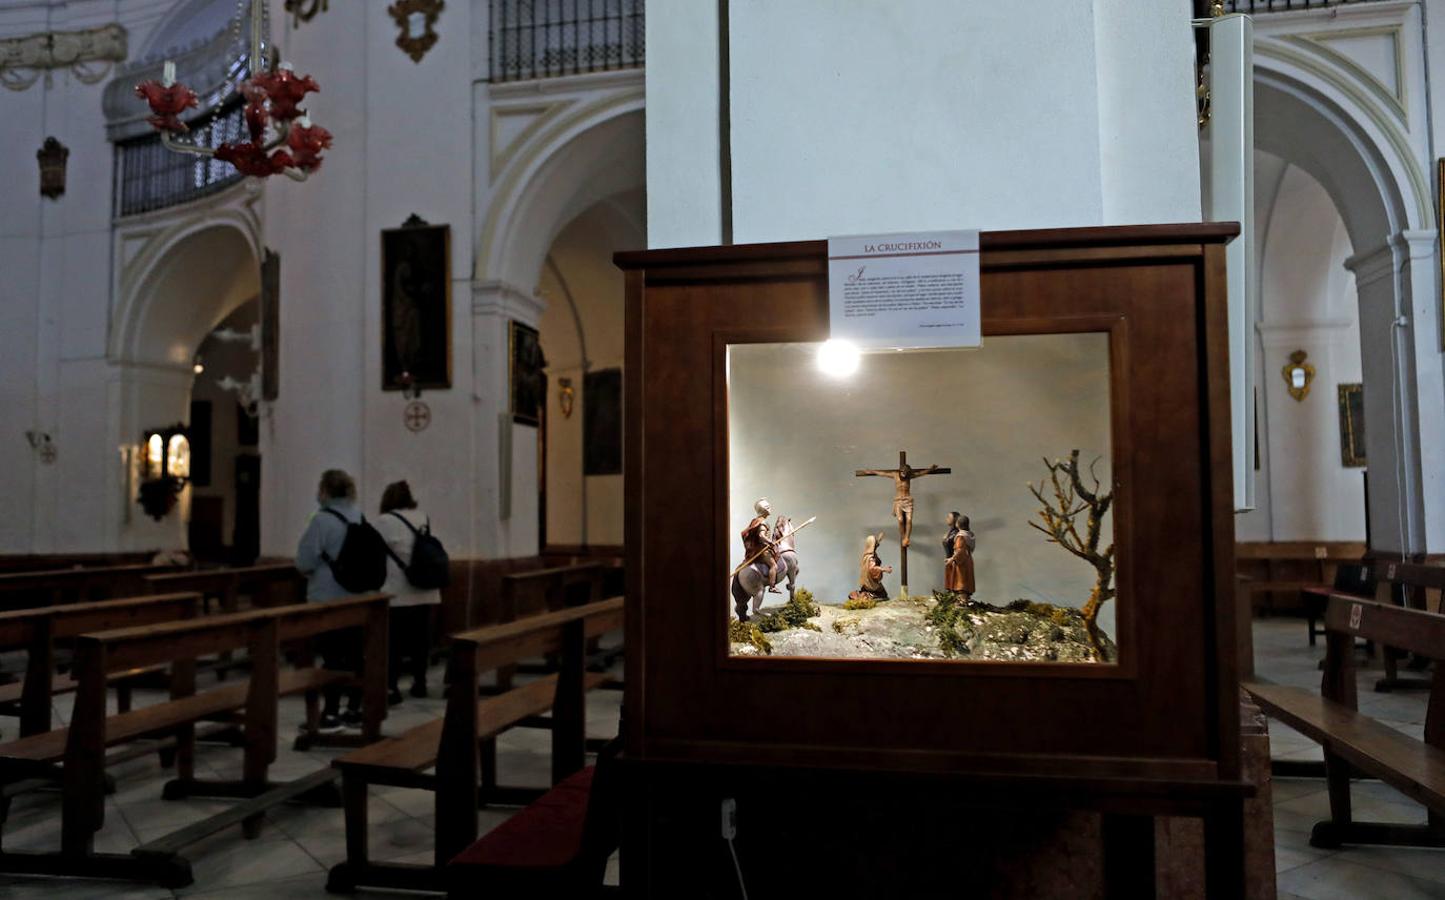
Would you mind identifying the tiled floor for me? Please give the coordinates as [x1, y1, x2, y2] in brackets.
[0, 621, 1441, 897]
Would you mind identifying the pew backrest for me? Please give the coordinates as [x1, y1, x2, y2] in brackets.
[142, 563, 303, 609]
[0, 592, 203, 650]
[80, 593, 391, 676]
[449, 594, 624, 671]
[0, 563, 181, 595]
[499, 562, 606, 620]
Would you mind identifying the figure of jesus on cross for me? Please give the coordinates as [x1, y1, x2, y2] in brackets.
[856, 450, 951, 591]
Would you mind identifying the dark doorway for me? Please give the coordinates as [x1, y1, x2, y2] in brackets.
[234, 454, 261, 564]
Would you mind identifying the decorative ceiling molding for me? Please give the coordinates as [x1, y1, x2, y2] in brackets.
[0, 23, 127, 91]
[490, 99, 574, 179]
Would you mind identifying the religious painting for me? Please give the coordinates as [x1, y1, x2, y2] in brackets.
[509, 321, 544, 426]
[584, 368, 623, 476]
[260, 249, 280, 401]
[1338, 382, 1366, 468]
[726, 333, 1118, 664]
[381, 218, 451, 391]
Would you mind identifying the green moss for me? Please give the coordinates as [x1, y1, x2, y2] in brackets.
[1006, 598, 1080, 626]
[841, 596, 878, 610]
[728, 619, 772, 654]
[752, 589, 821, 633]
[832, 616, 861, 634]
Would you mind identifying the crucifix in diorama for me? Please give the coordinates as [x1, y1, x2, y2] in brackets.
[855, 450, 951, 593]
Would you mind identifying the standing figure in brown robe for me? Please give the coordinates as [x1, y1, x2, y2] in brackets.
[945, 512, 976, 598]
[849, 532, 893, 601]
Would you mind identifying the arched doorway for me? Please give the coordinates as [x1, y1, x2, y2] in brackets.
[110, 220, 261, 552]
[536, 190, 644, 551]
[1251, 64, 1441, 556]
[471, 97, 644, 558]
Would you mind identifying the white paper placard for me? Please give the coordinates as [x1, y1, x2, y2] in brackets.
[827, 230, 981, 349]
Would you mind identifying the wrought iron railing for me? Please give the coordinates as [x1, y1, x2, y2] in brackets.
[114, 99, 246, 217]
[489, 0, 644, 83]
[1205, 0, 1393, 12]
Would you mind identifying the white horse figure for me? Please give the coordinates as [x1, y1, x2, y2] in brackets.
[731, 516, 800, 621]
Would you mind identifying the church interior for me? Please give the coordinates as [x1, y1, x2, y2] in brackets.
[2, 0, 1445, 897]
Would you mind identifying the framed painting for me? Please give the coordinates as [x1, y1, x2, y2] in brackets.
[509, 320, 544, 426]
[381, 216, 452, 391]
[260, 249, 280, 401]
[1338, 382, 1366, 468]
[584, 368, 623, 475]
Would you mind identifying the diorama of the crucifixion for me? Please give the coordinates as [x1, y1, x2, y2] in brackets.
[725, 335, 1119, 663]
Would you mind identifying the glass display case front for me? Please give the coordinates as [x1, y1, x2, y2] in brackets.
[726, 332, 1119, 664]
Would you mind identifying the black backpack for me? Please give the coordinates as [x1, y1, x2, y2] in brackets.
[384, 511, 451, 590]
[320, 509, 388, 593]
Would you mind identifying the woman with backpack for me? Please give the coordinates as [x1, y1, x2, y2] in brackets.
[296, 469, 386, 732]
[377, 480, 448, 705]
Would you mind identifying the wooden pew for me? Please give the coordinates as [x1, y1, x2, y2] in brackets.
[443, 739, 621, 897]
[327, 596, 623, 894]
[1372, 561, 1445, 692]
[1236, 541, 1367, 615]
[0, 552, 154, 575]
[0, 592, 203, 736]
[1301, 562, 1376, 647]
[0, 594, 390, 888]
[1245, 595, 1445, 850]
[141, 562, 304, 615]
[0, 563, 183, 613]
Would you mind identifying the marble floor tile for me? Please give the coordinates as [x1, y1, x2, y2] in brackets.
[1277, 856, 1445, 899]
[173, 832, 323, 897]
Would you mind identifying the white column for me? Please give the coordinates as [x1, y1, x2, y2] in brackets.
[1345, 233, 1439, 555]
[472, 280, 546, 559]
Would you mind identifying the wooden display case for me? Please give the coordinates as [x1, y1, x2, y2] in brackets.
[616, 223, 1249, 897]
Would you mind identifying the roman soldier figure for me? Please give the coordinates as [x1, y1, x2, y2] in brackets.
[742, 498, 781, 594]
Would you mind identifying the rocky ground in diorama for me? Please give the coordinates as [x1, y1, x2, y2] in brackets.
[728, 589, 1116, 662]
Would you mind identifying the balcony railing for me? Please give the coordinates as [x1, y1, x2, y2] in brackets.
[1206, 0, 1392, 12]
[114, 99, 246, 218]
[489, 0, 644, 83]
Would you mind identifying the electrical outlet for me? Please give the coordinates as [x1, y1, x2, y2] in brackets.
[721, 797, 738, 840]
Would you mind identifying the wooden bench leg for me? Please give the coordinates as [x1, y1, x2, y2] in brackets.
[479, 737, 498, 797]
[162, 724, 197, 800]
[326, 773, 369, 893]
[1310, 751, 1353, 849]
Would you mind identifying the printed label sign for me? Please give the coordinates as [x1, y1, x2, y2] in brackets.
[1349, 603, 1363, 631]
[827, 230, 981, 349]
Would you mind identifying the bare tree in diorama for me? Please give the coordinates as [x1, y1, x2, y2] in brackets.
[1028, 449, 1116, 661]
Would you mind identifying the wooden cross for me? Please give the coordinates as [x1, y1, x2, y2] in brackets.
[855, 450, 951, 592]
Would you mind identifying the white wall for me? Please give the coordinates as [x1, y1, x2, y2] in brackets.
[729, 334, 1116, 638]
[648, 0, 1201, 247]
[1237, 155, 1366, 543]
[261, 0, 477, 557]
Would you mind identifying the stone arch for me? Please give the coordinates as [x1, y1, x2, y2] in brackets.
[476, 91, 644, 294]
[108, 213, 261, 550]
[111, 214, 261, 368]
[1252, 55, 1439, 554]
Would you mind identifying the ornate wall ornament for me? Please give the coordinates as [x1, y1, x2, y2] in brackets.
[388, 0, 444, 64]
[404, 400, 432, 433]
[558, 377, 576, 419]
[1282, 349, 1316, 402]
[36, 137, 69, 199]
[1, 24, 128, 91]
[284, 0, 329, 28]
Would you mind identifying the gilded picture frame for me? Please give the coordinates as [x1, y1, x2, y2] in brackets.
[381, 217, 452, 391]
[1338, 382, 1366, 468]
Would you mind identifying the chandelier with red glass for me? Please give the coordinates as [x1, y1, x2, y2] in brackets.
[134, 0, 331, 181]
